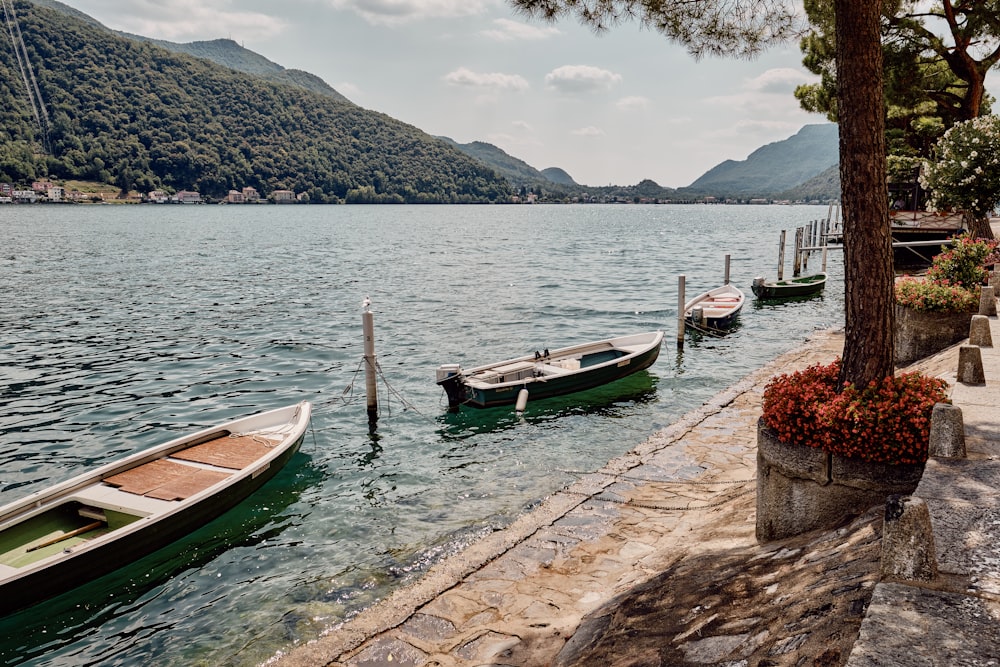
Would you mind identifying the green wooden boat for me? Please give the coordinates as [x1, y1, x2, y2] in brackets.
[751, 272, 827, 300]
[436, 331, 663, 411]
[0, 401, 311, 617]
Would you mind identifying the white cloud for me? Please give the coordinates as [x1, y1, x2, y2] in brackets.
[329, 0, 488, 25]
[479, 18, 560, 41]
[443, 67, 530, 92]
[511, 120, 533, 132]
[74, 0, 287, 41]
[545, 65, 622, 94]
[616, 96, 650, 111]
[744, 67, 815, 94]
[571, 126, 605, 137]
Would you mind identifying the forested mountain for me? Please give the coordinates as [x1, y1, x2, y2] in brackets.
[3, 0, 839, 203]
[0, 0, 511, 202]
[777, 164, 841, 202]
[684, 124, 839, 197]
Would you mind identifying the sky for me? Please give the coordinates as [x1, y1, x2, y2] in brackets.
[60, 0, 840, 188]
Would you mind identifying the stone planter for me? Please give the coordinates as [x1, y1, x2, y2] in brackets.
[894, 303, 974, 366]
[755, 421, 924, 542]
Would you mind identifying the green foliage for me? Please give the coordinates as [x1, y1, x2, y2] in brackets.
[920, 117, 1000, 224]
[925, 233, 999, 288]
[762, 359, 949, 465]
[796, 0, 998, 164]
[894, 277, 979, 312]
[893, 233, 997, 312]
[0, 1, 512, 202]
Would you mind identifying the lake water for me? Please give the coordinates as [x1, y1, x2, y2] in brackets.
[0, 203, 843, 665]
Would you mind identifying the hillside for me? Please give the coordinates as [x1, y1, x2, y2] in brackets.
[0, 0, 511, 202]
[31, 0, 353, 103]
[684, 124, 839, 197]
[7, 0, 839, 204]
[778, 164, 841, 202]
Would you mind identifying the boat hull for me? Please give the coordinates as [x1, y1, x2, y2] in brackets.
[684, 284, 745, 331]
[468, 342, 660, 409]
[438, 332, 663, 410]
[0, 403, 310, 617]
[751, 273, 827, 299]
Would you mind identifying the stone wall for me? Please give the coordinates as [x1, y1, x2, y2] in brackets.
[756, 421, 924, 542]
[894, 304, 973, 366]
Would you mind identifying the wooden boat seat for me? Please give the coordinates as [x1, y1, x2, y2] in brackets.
[170, 433, 279, 470]
[492, 361, 535, 375]
[104, 459, 231, 502]
[71, 483, 177, 516]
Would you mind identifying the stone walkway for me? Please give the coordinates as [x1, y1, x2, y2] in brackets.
[272, 307, 1000, 666]
[847, 313, 1000, 666]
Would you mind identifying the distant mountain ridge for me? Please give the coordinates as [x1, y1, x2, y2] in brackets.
[12, 0, 839, 202]
[684, 124, 839, 196]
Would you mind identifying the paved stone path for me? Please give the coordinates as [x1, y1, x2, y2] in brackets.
[847, 313, 1000, 666]
[272, 309, 1000, 667]
[273, 330, 853, 666]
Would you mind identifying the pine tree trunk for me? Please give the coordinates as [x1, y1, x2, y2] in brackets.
[835, 0, 894, 388]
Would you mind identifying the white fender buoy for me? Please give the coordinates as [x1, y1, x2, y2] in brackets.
[515, 388, 529, 413]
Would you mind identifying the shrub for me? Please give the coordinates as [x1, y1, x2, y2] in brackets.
[925, 233, 998, 289]
[762, 359, 949, 465]
[894, 276, 979, 312]
[920, 115, 1000, 224]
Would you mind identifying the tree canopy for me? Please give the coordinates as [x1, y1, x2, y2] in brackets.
[510, 0, 893, 387]
[796, 0, 1000, 168]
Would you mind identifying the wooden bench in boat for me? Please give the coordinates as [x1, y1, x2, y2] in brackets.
[76, 433, 283, 510]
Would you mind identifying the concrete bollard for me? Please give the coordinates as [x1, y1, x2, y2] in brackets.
[969, 314, 993, 347]
[957, 345, 986, 384]
[980, 285, 997, 317]
[928, 402, 966, 458]
[881, 495, 938, 582]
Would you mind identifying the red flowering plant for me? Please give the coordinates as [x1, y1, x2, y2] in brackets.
[894, 276, 979, 312]
[761, 359, 949, 465]
[894, 233, 998, 313]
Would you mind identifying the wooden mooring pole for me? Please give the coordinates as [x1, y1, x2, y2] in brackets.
[677, 274, 686, 349]
[777, 230, 786, 280]
[793, 227, 803, 277]
[362, 296, 378, 424]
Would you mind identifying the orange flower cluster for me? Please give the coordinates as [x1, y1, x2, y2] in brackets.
[761, 359, 949, 465]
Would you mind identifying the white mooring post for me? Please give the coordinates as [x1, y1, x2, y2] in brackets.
[362, 296, 378, 423]
[677, 274, 686, 349]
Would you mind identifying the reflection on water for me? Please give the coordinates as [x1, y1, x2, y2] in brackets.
[0, 455, 322, 665]
[0, 204, 844, 665]
[436, 371, 659, 440]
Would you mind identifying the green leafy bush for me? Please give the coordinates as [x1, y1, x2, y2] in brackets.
[893, 233, 996, 312]
[762, 359, 949, 465]
[925, 233, 998, 289]
[920, 115, 1000, 223]
[894, 277, 979, 312]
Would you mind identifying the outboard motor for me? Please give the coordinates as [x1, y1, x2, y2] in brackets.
[436, 364, 464, 411]
[751, 276, 765, 296]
